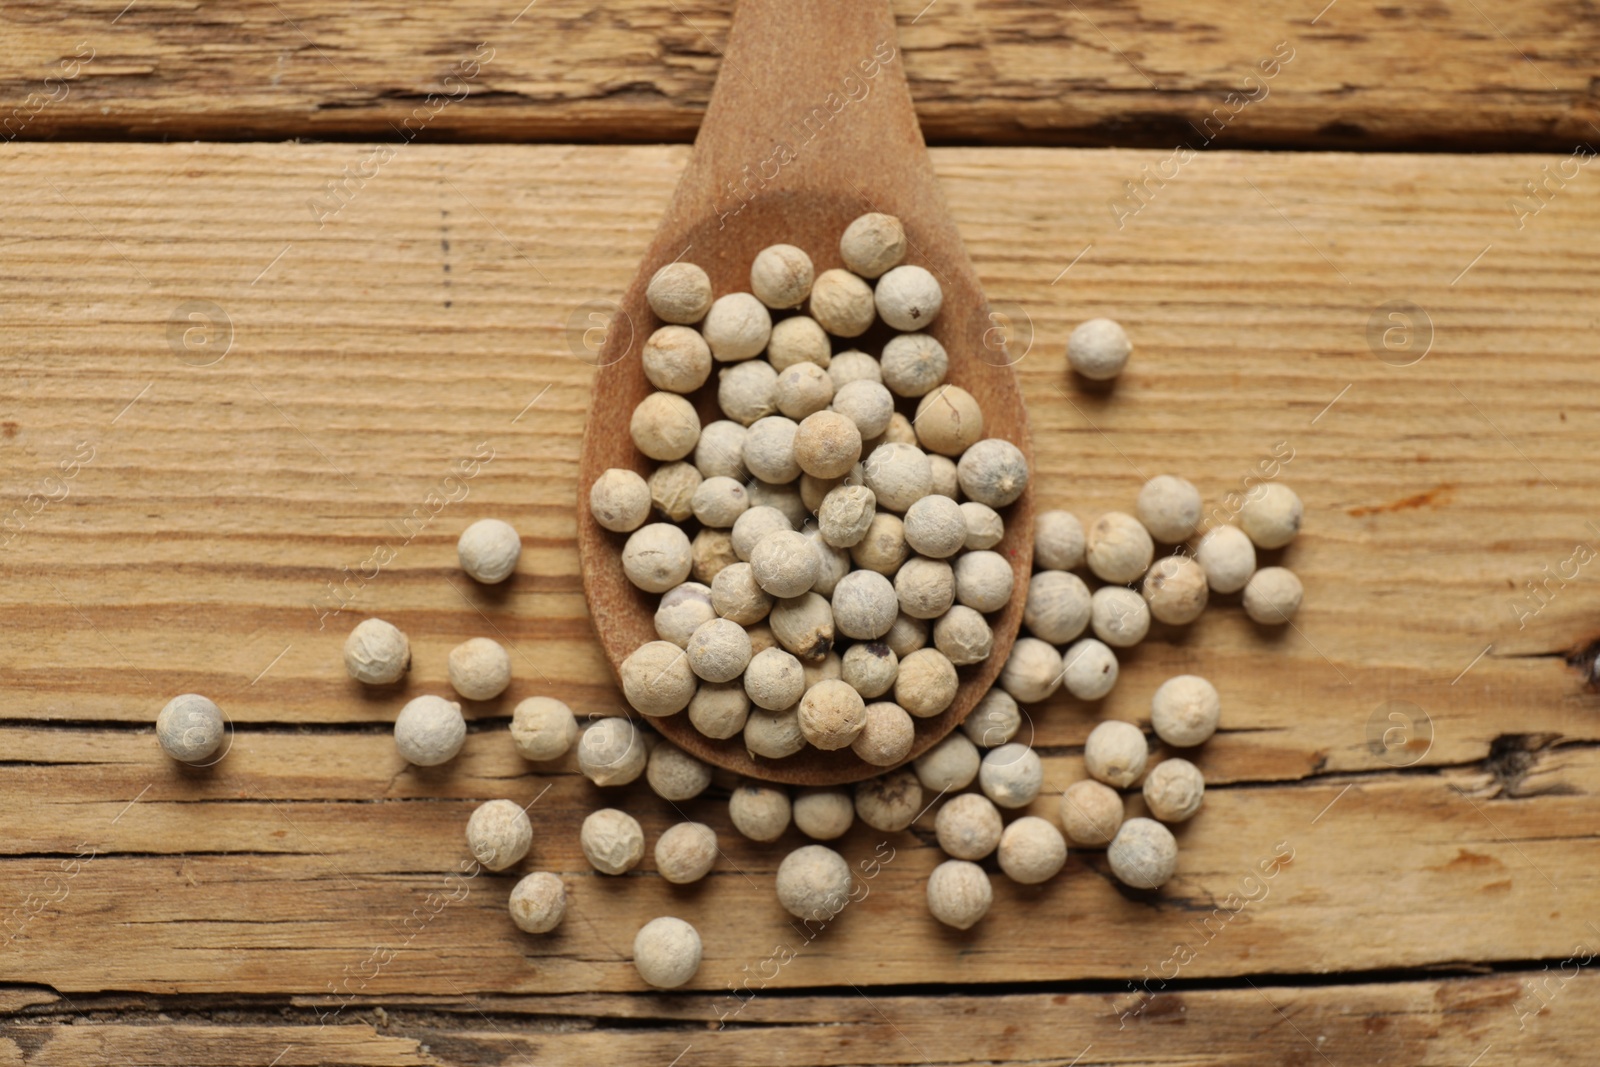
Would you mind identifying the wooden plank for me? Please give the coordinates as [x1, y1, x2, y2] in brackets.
[1, 728, 1596, 994]
[7, 975, 1598, 1065]
[2, 1, 1597, 148]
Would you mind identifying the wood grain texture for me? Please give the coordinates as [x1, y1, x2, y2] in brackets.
[2, 1, 1598, 149]
[575, 0, 1033, 784]
[1, 144, 1598, 1050]
[5, 976, 1597, 1065]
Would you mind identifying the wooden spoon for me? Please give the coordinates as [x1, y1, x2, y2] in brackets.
[576, 0, 1034, 785]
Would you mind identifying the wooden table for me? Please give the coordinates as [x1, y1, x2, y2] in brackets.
[3, 3, 1598, 1064]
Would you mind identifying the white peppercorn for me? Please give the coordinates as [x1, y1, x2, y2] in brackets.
[731, 506, 792, 561]
[448, 637, 511, 701]
[1142, 555, 1209, 625]
[914, 385, 984, 457]
[895, 557, 955, 620]
[819, 484, 876, 548]
[1023, 570, 1091, 644]
[582, 808, 644, 875]
[511, 696, 578, 761]
[770, 591, 835, 662]
[655, 822, 718, 884]
[706, 563, 768, 626]
[952, 550, 1014, 612]
[703, 292, 773, 362]
[394, 695, 466, 766]
[578, 716, 647, 786]
[690, 476, 749, 529]
[624, 523, 694, 593]
[466, 799, 532, 871]
[956, 438, 1029, 508]
[1194, 524, 1256, 594]
[928, 454, 960, 500]
[793, 410, 863, 480]
[157, 693, 227, 763]
[646, 261, 713, 325]
[774, 360, 834, 419]
[808, 268, 875, 337]
[344, 618, 410, 685]
[646, 740, 710, 802]
[875, 264, 943, 331]
[793, 789, 855, 841]
[1091, 585, 1150, 648]
[800, 472, 843, 513]
[841, 642, 898, 699]
[686, 617, 752, 684]
[458, 518, 522, 584]
[880, 333, 948, 398]
[830, 378, 894, 440]
[804, 530, 850, 598]
[1239, 483, 1303, 549]
[850, 512, 909, 575]
[633, 916, 702, 989]
[717, 359, 778, 426]
[777, 844, 854, 921]
[743, 415, 800, 484]
[936, 793, 1003, 860]
[642, 324, 712, 393]
[1061, 638, 1119, 701]
[895, 647, 958, 718]
[1242, 566, 1303, 624]
[871, 411, 919, 451]
[688, 680, 750, 739]
[997, 817, 1067, 886]
[1137, 475, 1202, 543]
[864, 438, 934, 511]
[1144, 757, 1205, 823]
[691, 528, 737, 584]
[927, 859, 991, 930]
[960, 502, 1005, 550]
[745, 702, 805, 759]
[852, 701, 915, 766]
[979, 743, 1044, 809]
[751, 243, 814, 309]
[827, 349, 882, 389]
[822, 570, 892, 642]
[855, 769, 923, 831]
[840, 212, 906, 278]
[744, 646, 806, 711]
[798, 678, 867, 750]
[752, 478, 810, 529]
[1059, 779, 1124, 848]
[655, 582, 716, 647]
[1085, 511, 1153, 584]
[1108, 817, 1178, 889]
[1151, 674, 1221, 747]
[730, 783, 792, 842]
[767, 315, 831, 371]
[961, 688, 1021, 748]
[590, 468, 652, 533]
[999, 636, 1063, 704]
[933, 605, 993, 665]
[1084, 720, 1148, 788]
[749, 529, 819, 599]
[649, 462, 702, 523]
[509, 872, 566, 934]
[1067, 317, 1131, 381]
[883, 612, 929, 658]
[1034, 510, 1084, 570]
[621, 640, 696, 716]
[631, 391, 701, 461]
[902, 495, 966, 559]
[914, 732, 980, 791]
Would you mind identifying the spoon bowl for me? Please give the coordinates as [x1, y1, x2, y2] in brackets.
[577, 0, 1034, 785]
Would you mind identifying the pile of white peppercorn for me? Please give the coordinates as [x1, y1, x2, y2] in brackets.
[588, 212, 1030, 765]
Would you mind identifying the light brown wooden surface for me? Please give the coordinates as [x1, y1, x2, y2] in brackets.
[4, 0, 1598, 148]
[3, 142, 1598, 1063]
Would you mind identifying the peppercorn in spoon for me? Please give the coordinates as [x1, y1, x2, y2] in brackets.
[576, 0, 1034, 785]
